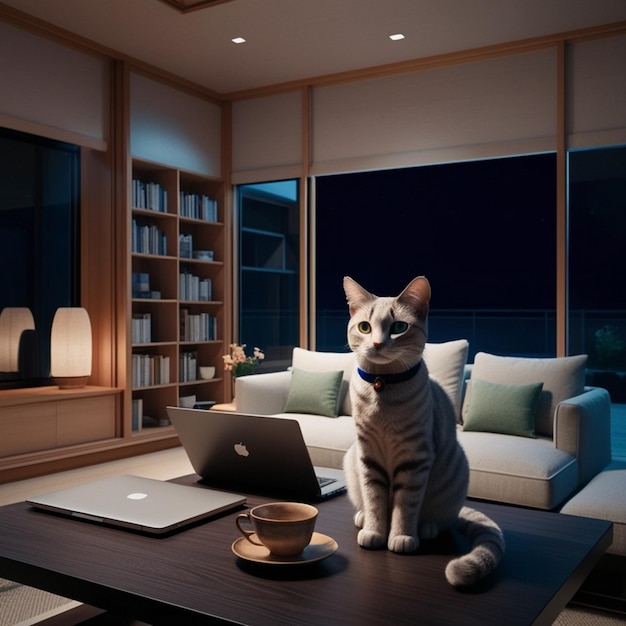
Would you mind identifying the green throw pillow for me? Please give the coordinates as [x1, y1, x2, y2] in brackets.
[283, 368, 344, 417]
[463, 378, 543, 438]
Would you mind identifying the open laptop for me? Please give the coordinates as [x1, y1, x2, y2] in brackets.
[167, 407, 347, 500]
[27, 474, 246, 535]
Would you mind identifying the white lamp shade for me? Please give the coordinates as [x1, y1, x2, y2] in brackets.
[0, 307, 35, 372]
[50, 307, 92, 387]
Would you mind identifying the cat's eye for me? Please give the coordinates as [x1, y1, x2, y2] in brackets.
[358, 321, 371, 334]
[390, 321, 409, 336]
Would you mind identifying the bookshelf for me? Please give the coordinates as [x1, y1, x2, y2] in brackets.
[129, 160, 227, 436]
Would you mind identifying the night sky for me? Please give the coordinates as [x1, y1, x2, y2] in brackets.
[568, 146, 626, 310]
[315, 154, 557, 313]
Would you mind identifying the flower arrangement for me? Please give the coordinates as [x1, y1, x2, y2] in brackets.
[223, 343, 265, 378]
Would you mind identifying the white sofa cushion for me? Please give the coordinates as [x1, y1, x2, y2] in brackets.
[271, 412, 356, 469]
[457, 429, 579, 510]
[423, 339, 469, 419]
[560, 465, 626, 556]
[462, 352, 587, 437]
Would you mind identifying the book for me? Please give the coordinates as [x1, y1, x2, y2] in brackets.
[132, 398, 143, 432]
[180, 308, 217, 342]
[132, 219, 167, 255]
[179, 271, 212, 302]
[132, 313, 152, 344]
[131, 354, 171, 387]
[179, 191, 218, 221]
[179, 233, 193, 259]
[133, 179, 168, 212]
[179, 351, 198, 382]
[132, 272, 150, 298]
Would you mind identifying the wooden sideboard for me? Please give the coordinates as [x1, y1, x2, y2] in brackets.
[0, 386, 146, 483]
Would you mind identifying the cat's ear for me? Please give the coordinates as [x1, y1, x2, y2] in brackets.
[398, 276, 431, 321]
[343, 276, 375, 316]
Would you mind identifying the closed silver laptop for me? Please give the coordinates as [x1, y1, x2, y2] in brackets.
[27, 474, 246, 534]
[167, 407, 346, 500]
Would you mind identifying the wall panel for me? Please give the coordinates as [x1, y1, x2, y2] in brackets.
[566, 33, 626, 149]
[0, 21, 107, 150]
[130, 72, 221, 176]
[311, 48, 558, 174]
[231, 90, 303, 183]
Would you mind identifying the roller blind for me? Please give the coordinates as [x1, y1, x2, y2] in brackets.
[311, 48, 558, 175]
[0, 21, 107, 150]
[232, 90, 303, 184]
[130, 72, 221, 177]
[566, 33, 626, 149]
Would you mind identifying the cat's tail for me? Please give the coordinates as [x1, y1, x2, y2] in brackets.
[445, 506, 505, 587]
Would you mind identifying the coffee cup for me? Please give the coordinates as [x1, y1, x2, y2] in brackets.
[235, 502, 318, 556]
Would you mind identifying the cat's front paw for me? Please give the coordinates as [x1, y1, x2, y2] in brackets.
[388, 534, 418, 553]
[354, 510, 365, 528]
[357, 529, 386, 549]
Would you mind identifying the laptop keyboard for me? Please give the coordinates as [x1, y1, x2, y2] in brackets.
[317, 476, 337, 488]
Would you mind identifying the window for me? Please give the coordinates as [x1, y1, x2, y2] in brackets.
[237, 181, 300, 369]
[568, 145, 626, 402]
[0, 127, 80, 388]
[315, 154, 556, 359]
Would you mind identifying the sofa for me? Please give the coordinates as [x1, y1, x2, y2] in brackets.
[235, 343, 623, 555]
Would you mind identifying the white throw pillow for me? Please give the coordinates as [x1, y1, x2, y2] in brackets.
[423, 339, 469, 420]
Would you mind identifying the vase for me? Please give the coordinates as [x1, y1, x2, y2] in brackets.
[234, 362, 256, 378]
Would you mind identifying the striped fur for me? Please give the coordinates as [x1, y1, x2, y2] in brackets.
[342, 276, 504, 586]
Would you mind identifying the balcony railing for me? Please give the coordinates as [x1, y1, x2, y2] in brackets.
[242, 307, 626, 370]
[316, 308, 626, 365]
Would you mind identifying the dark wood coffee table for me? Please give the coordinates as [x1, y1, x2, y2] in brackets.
[0, 475, 612, 625]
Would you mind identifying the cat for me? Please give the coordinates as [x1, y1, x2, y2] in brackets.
[342, 275, 505, 587]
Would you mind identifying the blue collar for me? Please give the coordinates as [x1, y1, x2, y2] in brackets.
[357, 361, 421, 392]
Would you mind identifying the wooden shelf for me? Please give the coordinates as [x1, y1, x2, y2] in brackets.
[128, 160, 228, 435]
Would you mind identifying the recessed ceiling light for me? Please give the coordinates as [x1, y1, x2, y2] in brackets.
[232, 37, 246, 44]
[389, 33, 405, 41]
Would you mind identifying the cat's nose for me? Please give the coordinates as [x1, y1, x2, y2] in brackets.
[373, 342, 384, 350]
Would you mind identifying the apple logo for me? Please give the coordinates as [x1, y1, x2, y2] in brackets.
[127, 492, 148, 500]
[234, 442, 249, 457]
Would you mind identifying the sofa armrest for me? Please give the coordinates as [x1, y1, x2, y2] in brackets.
[554, 386, 612, 486]
[234, 371, 292, 415]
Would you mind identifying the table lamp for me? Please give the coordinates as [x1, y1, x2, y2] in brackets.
[50, 307, 92, 389]
[0, 307, 35, 372]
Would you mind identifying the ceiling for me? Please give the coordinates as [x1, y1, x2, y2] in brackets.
[3, 0, 626, 96]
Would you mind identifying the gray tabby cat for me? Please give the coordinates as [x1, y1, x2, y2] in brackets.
[342, 275, 505, 587]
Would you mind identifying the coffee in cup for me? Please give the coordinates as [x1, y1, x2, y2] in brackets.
[235, 502, 318, 556]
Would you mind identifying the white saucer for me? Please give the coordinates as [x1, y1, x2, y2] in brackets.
[232, 532, 338, 565]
